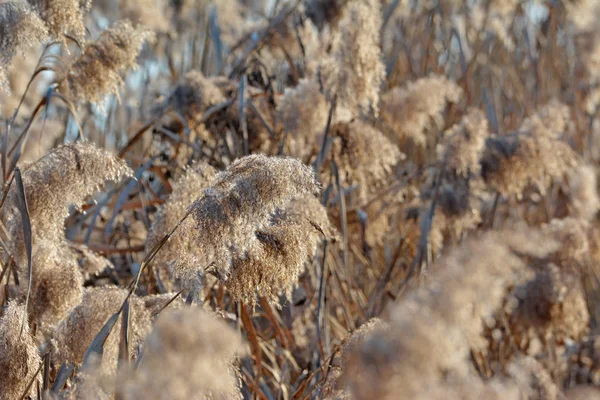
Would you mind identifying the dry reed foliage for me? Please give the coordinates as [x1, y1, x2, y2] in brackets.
[119, 307, 244, 400]
[172, 154, 320, 303]
[65, 20, 152, 105]
[25, 238, 84, 329]
[53, 287, 152, 377]
[4, 1, 600, 398]
[321, 0, 384, 115]
[380, 75, 463, 147]
[0, 301, 41, 400]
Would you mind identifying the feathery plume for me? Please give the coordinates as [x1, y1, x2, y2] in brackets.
[0, 301, 42, 400]
[380, 75, 463, 146]
[5, 142, 133, 248]
[65, 20, 152, 105]
[30, 0, 90, 43]
[567, 165, 599, 221]
[438, 108, 489, 177]
[0, 1, 48, 66]
[321, 318, 387, 399]
[226, 199, 325, 303]
[172, 155, 319, 301]
[119, 0, 170, 32]
[147, 162, 216, 289]
[321, 0, 385, 115]
[170, 70, 226, 124]
[24, 238, 84, 329]
[481, 102, 579, 198]
[53, 287, 152, 377]
[321, 120, 404, 205]
[119, 307, 245, 400]
[277, 78, 328, 162]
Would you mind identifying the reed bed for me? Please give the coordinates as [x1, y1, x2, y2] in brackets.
[3, 0, 600, 399]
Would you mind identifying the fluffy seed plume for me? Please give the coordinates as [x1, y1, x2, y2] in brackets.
[0, 1, 48, 66]
[53, 287, 153, 378]
[321, 318, 387, 399]
[321, 0, 385, 115]
[119, 307, 245, 400]
[173, 155, 319, 302]
[25, 238, 84, 329]
[226, 199, 326, 303]
[481, 108, 579, 198]
[147, 162, 216, 289]
[0, 301, 42, 400]
[438, 108, 489, 177]
[321, 120, 404, 205]
[567, 164, 599, 221]
[5, 142, 133, 247]
[30, 0, 90, 43]
[380, 75, 463, 146]
[170, 70, 226, 123]
[119, 0, 170, 32]
[277, 78, 328, 162]
[66, 20, 152, 105]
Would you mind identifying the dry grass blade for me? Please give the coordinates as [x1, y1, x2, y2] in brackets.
[241, 303, 262, 383]
[239, 75, 249, 156]
[51, 363, 74, 393]
[42, 351, 51, 393]
[13, 167, 32, 336]
[152, 290, 184, 317]
[18, 359, 43, 400]
[118, 298, 131, 368]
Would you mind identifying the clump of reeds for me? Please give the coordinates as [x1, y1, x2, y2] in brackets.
[0, 1, 48, 70]
[3, 142, 132, 328]
[338, 226, 558, 399]
[118, 307, 245, 400]
[5, 141, 132, 245]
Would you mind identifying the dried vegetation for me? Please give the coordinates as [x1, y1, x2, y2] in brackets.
[2, 0, 600, 399]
